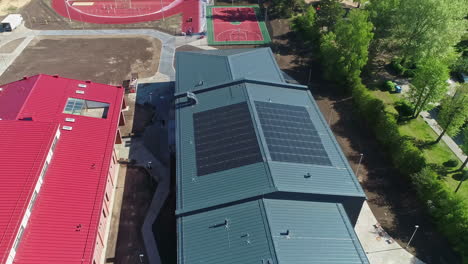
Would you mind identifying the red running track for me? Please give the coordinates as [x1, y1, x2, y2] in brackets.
[212, 7, 263, 42]
[52, 0, 200, 32]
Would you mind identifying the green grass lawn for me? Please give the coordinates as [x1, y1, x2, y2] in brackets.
[371, 90, 468, 197]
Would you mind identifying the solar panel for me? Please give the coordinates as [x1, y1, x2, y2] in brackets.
[255, 101, 332, 166]
[193, 102, 262, 176]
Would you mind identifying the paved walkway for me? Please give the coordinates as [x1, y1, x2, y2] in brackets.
[126, 137, 169, 264]
[421, 111, 467, 163]
[356, 202, 425, 264]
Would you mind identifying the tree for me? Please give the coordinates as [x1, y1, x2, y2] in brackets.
[367, 0, 400, 39]
[323, 9, 374, 84]
[408, 58, 449, 118]
[267, 0, 305, 18]
[386, 0, 468, 65]
[460, 127, 468, 171]
[291, 6, 319, 45]
[316, 0, 345, 31]
[435, 84, 468, 143]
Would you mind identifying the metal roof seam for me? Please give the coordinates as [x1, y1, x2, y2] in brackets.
[0, 122, 56, 263]
[258, 199, 280, 264]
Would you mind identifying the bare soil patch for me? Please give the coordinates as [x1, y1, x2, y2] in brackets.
[0, 0, 31, 15]
[0, 35, 161, 86]
[19, 0, 181, 33]
[0, 37, 25, 53]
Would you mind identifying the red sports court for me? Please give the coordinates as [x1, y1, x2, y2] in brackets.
[207, 6, 271, 45]
[52, 0, 204, 33]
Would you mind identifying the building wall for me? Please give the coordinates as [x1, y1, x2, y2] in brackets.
[92, 147, 119, 264]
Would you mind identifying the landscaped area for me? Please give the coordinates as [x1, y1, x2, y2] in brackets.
[373, 90, 468, 199]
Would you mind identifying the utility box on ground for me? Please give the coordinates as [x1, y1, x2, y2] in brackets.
[1, 14, 23, 32]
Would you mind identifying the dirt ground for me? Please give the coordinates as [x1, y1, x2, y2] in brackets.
[0, 37, 24, 53]
[105, 166, 154, 264]
[17, 0, 181, 33]
[266, 18, 461, 264]
[0, 0, 31, 15]
[105, 89, 157, 264]
[0, 36, 161, 85]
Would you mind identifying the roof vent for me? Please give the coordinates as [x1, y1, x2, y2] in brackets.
[85, 80, 91, 83]
[280, 229, 290, 236]
[62, 126, 73, 131]
[76, 90, 85, 94]
[304, 172, 311, 178]
[78, 84, 87, 88]
[195, 80, 204, 87]
[116, 85, 122, 89]
[22, 76, 28, 80]
[65, 117, 76, 122]
[19, 117, 33, 121]
[53, 74, 59, 78]
[262, 258, 273, 264]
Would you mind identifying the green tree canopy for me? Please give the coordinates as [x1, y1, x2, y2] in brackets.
[408, 57, 449, 117]
[367, 0, 467, 65]
[267, 0, 305, 18]
[316, 0, 345, 31]
[320, 9, 374, 87]
[291, 6, 319, 44]
[436, 84, 468, 143]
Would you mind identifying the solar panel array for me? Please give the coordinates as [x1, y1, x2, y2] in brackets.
[255, 101, 332, 166]
[193, 102, 262, 176]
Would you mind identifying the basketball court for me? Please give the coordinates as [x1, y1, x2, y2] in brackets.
[52, 0, 203, 32]
[207, 5, 271, 45]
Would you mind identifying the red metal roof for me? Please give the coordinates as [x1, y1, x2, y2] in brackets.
[0, 74, 124, 264]
[0, 121, 57, 263]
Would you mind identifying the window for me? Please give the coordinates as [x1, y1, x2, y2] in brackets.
[13, 226, 24, 250]
[50, 136, 59, 152]
[39, 162, 49, 181]
[63, 98, 110, 119]
[105, 193, 109, 202]
[28, 191, 38, 212]
[102, 209, 107, 218]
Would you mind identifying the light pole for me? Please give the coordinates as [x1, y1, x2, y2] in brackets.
[355, 153, 364, 178]
[406, 225, 419, 248]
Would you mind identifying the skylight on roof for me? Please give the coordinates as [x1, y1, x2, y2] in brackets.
[63, 98, 110, 119]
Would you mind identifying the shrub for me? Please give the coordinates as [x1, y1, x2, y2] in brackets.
[411, 168, 468, 262]
[390, 59, 405, 75]
[394, 100, 414, 118]
[384, 80, 396, 92]
[443, 159, 459, 168]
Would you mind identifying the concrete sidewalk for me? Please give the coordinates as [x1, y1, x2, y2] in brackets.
[420, 111, 467, 163]
[355, 202, 425, 264]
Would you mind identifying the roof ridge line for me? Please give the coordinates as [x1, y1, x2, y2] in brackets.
[174, 79, 307, 99]
[15, 74, 42, 120]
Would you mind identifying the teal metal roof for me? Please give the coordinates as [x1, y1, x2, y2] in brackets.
[178, 199, 369, 264]
[175, 49, 365, 215]
[175, 48, 284, 94]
